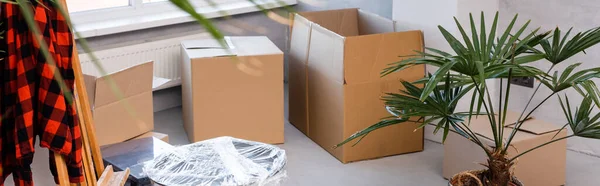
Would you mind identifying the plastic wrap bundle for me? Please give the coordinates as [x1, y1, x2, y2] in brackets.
[143, 136, 287, 186]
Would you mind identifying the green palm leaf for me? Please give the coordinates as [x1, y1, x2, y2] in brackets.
[541, 27, 600, 64]
[335, 118, 410, 148]
[558, 95, 600, 139]
[419, 61, 458, 100]
[573, 80, 600, 108]
[537, 63, 600, 92]
[336, 76, 477, 148]
[382, 12, 542, 101]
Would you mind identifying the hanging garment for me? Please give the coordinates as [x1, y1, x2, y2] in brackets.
[0, 1, 82, 185]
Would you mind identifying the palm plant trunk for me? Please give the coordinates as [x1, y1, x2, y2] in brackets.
[484, 150, 513, 186]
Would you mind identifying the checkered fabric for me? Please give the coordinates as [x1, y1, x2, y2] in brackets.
[0, 1, 83, 185]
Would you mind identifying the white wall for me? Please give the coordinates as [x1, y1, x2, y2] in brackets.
[393, 0, 499, 57]
[393, 0, 458, 53]
[295, 0, 392, 19]
[393, 0, 499, 143]
[499, 0, 600, 157]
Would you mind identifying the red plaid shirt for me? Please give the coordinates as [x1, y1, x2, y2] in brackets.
[0, 1, 83, 185]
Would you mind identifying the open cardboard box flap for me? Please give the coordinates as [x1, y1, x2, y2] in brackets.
[298, 8, 360, 37]
[506, 119, 561, 135]
[470, 111, 562, 144]
[83, 74, 98, 108]
[181, 37, 235, 58]
[83, 61, 153, 108]
[357, 9, 396, 35]
[181, 36, 282, 59]
[181, 37, 229, 49]
[295, 8, 423, 85]
[343, 31, 423, 84]
[298, 8, 395, 37]
[463, 111, 526, 130]
[469, 111, 552, 144]
[82, 61, 155, 146]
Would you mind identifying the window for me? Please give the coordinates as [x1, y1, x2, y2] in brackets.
[142, 0, 169, 3]
[67, 0, 225, 13]
[67, 0, 297, 38]
[67, 0, 130, 13]
[67, 0, 248, 25]
[67, 0, 253, 20]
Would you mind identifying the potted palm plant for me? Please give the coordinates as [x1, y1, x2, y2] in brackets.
[336, 12, 600, 186]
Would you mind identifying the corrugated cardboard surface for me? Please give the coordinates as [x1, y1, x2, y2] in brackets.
[299, 9, 359, 37]
[308, 24, 345, 84]
[342, 80, 424, 162]
[344, 31, 424, 84]
[132, 132, 169, 143]
[94, 63, 153, 107]
[181, 45, 195, 143]
[443, 114, 567, 186]
[83, 74, 97, 106]
[181, 36, 284, 144]
[94, 92, 154, 145]
[307, 73, 345, 159]
[288, 15, 311, 135]
[83, 62, 155, 146]
[357, 9, 395, 35]
[289, 8, 425, 163]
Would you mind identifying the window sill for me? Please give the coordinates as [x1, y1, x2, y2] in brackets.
[74, 0, 297, 38]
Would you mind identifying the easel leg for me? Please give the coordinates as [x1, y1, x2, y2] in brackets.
[75, 92, 98, 186]
[56, 0, 105, 177]
[53, 153, 71, 186]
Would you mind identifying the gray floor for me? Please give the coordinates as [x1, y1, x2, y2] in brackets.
[5, 107, 600, 185]
[153, 107, 600, 186]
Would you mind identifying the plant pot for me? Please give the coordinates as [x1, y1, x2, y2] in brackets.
[448, 170, 523, 186]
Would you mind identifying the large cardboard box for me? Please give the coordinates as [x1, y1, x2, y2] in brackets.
[288, 8, 425, 163]
[443, 112, 567, 186]
[83, 62, 155, 146]
[181, 36, 284, 144]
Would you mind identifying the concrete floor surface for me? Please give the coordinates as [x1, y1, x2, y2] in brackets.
[5, 107, 600, 186]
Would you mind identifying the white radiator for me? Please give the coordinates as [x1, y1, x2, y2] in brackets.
[78, 33, 212, 90]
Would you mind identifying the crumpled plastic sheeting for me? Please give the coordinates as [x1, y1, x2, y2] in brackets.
[143, 136, 287, 186]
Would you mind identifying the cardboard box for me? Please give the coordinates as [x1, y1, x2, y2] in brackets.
[83, 62, 155, 146]
[181, 36, 284, 144]
[288, 8, 425, 163]
[443, 112, 567, 186]
[132, 132, 169, 143]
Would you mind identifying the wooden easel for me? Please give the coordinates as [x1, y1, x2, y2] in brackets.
[52, 1, 130, 185]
